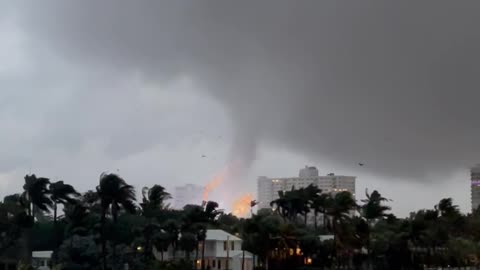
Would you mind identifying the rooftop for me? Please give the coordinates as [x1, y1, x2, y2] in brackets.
[32, 250, 53, 259]
[206, 229, 241, 241]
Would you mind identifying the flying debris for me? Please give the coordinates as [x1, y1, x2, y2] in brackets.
[358, 163, 364, 166]
[250, 200, 258, 208]
[201, 155, 206, 158]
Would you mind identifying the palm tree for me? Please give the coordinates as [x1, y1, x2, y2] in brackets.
[0, 194, 31, 255]
[153, 230, 171, 261]
[22, 175, 53, 219]
[193, 223, 207, 267]
[63, 203, 89, 236]
[202, 201, 220, 270]
[204, 201, 220, 223]
[436, 198, 460, 218]
[360, 189, 391, 267]
[179, 232, 197, 263]
[139, 185, 170, 263]
[286, 187, 304, 223]
[140, 185, 171, 218]
[49, 181, 80, 264]
[270, 190, 290, 221]
[96, 173, 137, 270]
[326, 191, 357, 261]
[302, 185, 321, 225]
[21, 174, 53, 263]
[312, 193, 331, 230]
[163, 219, 180, 260]
[250, 200, 258, 216]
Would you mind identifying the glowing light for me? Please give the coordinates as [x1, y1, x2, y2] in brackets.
[196, 260, 201, 265]
[305, 257, 312, 265]
[203, 175, 224, 201]
[202, 160, 242, 203]
[136, 246, 143, 252]
[231, 193, 254, 217]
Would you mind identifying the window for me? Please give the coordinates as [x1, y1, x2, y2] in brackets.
[212, 260, 216, 267]
[223, 241, 227, 250]
[231, 241, 235, 250]
[218, 260, 221, 269]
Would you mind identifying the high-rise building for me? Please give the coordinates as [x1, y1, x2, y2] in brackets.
[174, 184, 204, 209]
[299, 166, 319, 178]
[471, 165, 480, 211]
[257, 166, 356, 210]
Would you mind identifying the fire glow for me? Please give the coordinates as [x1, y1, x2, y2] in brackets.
[202, 160, 242, 202]
[232, 193, 253, 217]
[203, 169, 228, 201]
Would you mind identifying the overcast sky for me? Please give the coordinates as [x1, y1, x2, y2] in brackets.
[1, 1, 479, 216]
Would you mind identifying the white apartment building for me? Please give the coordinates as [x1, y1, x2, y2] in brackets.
[257, 166, 356, 210]
[174, 184, 204, 209]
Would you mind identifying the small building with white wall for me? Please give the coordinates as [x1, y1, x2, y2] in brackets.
[32, 250, 52, 270]
[153, 229, 257, 270]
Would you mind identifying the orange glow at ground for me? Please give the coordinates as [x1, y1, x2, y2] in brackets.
[231, 193, 253, 217]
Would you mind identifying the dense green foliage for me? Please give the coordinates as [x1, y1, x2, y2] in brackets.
[0, 175, 479, 270]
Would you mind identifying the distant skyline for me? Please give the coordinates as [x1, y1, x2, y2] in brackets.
[0, 1, 478, 217]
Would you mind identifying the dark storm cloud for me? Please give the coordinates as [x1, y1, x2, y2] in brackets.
[11, 1, 480, 178]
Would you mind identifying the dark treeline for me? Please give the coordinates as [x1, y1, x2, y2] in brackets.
[0, 174, 478, 270]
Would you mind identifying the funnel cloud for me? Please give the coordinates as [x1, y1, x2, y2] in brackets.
[0, 1, 479, 214]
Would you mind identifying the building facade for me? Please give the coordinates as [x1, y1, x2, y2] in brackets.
[32, 251, 52, 270]
[174, 184, 204, 209]
[471, 165, 480, 211]
[257, 166, 356, 210]
[153, 229, 256, 270]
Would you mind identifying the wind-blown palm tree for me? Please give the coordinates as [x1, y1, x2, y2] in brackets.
[312, 193, 331, 230]
[163, 219, 180, 260]
[153, 230, 171, 261]
[21, 174, 53, 263]
[140, 185, 171, 218]
[179, 231, 197, 263]
[50, 181, 80, 264]
[270, 190, 291, 221]
[96, 173, 137, 270]
[0, 194, 31, 255]
[360, 189, 391, 267]
[326, 191, 357, 259]
[302, 184, 321, 225]
[204, 201, 220, 223]
[50, 181, 80, 225]
[193, 223, 207, 266]
[436, 198, 460, 218]
[139, 185, 170, 262]
[22, 175, 53, 218]
[201, 201, 220, 270]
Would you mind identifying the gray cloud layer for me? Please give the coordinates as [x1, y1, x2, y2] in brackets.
[6, 1, 480, 183]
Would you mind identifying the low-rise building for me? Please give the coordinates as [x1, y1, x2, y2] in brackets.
[32, 250, 52, 270]
[153, 229, 257, 270]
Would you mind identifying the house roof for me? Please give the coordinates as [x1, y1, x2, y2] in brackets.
[206, 229, 241, 241]
[318, 235, 334, 241]
[32, 251, 53, 259]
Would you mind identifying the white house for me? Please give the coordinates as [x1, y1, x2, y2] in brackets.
[153, 229, 257, 270]
[32, 250, 52, 270]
